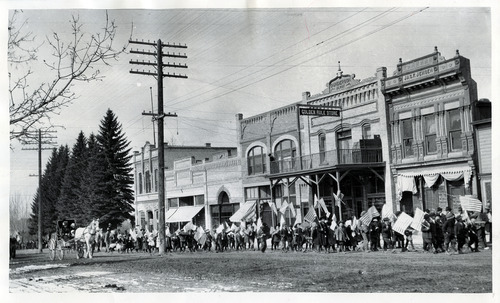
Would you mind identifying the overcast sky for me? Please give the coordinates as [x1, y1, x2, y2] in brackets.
[4, 3, 495, 213]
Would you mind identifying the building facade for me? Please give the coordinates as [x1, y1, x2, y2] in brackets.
[381, 47, 482, 214]
[133, 142, 242, 231]
[133, 47, 490, 231]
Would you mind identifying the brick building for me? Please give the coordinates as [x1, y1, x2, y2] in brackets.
[381, 47, 483, 213]
[133, 142, 241, 231]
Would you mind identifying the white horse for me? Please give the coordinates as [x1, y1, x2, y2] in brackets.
[75, 219, 99, 259]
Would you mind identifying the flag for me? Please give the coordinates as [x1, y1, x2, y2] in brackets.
[330, 220, 337, 231]
[351, 216, 358, 230]
[280, 199, 289, 215]
[314, 195, 319, 208]
[295, 208, 303, 224]
[194, 227, 207, 245]
[183, 221, 195, 232]
[240, 220, 246, 230]
[230, 223, 238, 232]
[289, 202, 296, 217]
[410, 208, 425, 231]
[270, 201, 278, 215]
[256, 217, 262, 230]
[280, 214, 286, 228]
[318, 198, 331, 217]
[392, 212, 413, 235]
[460, 195, 483, 212]
[216, 223, 226, 233]
[360, 206, 379, 226]
[304, 208, 317, 223]
[382, 204, 397, 222]
[165, 226, 171, 237]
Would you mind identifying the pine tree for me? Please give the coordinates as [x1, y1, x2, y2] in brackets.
[77, 133, 107, 221]
[28, 145, 69, 236]
[56, 131, 88, 224]
[95, 109, 134, 228]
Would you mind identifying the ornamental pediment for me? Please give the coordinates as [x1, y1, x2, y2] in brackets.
[328, 74, 360, 93]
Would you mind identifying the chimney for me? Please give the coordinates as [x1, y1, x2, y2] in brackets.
[205, 143, 211, 147]
[302, 91, 311, 101]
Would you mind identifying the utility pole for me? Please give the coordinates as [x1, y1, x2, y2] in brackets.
[129, 39, 187, 255]
[22, 129, 57, 253]
[149, 87, 156, 147]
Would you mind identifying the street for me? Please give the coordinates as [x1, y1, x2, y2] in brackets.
[9, 246, 492, 293]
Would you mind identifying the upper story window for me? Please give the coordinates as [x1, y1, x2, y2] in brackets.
[247, 146, 266, 175]
[402, 118, 414, 157]
[138, 172, 143, 194]
[448, 109, 462, 151]
[145, 171, 151, 193]
[319, 133, 326, 163]
[362, 124, 372, 139]
[154, 169, 158, 192]
[275, 139, 296, 171]
[424, 115, 437, 154]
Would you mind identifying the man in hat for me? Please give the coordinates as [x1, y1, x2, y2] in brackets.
[455, 215, 467, 254]
[369, 218, 380, 251]
[421, 214, 433, 252]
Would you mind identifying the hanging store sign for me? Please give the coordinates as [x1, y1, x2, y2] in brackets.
[298, 105, 341, 117]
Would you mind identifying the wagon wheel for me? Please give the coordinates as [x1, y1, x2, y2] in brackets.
[48, 238, 56, 261]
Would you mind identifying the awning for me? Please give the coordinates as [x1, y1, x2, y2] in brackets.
[165, 206, 204, 223]
[165, 208, 178, 222]
[229, 200, 256, 222]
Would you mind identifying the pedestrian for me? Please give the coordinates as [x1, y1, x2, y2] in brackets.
[271, 225, 281, 250]
[404, 228, 414, 251]
[257, 224, 267, 252]
[369, 218, 380, 251]
[443, 207, 457, 253]
[421, 214, 433, 252]
[468, 218, 479, 252]
[358, 211, 369, 251]
[104, 228, 111, 252]
[381, 218, 393, 251]
[280, 224, 288, 252]
[455, 215, 467, 254]
[334, 221, 347, 253]
[433, 215, 445, 252]
[485, 208, 492, 244]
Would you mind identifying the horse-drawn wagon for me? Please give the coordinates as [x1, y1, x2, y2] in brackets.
[48, 219, 85, 260]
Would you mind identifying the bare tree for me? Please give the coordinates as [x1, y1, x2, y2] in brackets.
[8, 10, 131, 142]
[9, 192, 29, 235]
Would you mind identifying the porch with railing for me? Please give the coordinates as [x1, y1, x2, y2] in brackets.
[269, 148, 383, 175]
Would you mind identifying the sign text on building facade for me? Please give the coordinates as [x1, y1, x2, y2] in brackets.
[299, 105, 341, 117]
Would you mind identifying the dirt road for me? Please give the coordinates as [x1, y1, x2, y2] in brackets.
[9, 247, 492, 293]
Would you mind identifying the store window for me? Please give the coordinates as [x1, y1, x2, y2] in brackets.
[448, 109, 462, 151]
[210, 191, 239, 228]
[247, 146, 266, 175]
[424, 115, 437, 154]
[402, 118, 414, 157]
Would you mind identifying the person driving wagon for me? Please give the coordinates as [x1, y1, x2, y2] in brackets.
[60, 220, 75, 242]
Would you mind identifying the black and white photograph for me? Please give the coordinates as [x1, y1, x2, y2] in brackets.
[5, 0, 497, 301]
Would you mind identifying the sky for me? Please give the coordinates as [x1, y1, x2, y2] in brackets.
[3, 2, 495, 213]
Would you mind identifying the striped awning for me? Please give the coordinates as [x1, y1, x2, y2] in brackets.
[229, 200, 256, 222]
[165, 206, 204, 223]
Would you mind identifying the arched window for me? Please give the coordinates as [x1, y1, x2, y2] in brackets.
[337, 129, 352, 164]
[138, 173, 143, 194]
[247, 146, 266, 175]
[145, 171, 151, 193]
[274, 139, 296, 172]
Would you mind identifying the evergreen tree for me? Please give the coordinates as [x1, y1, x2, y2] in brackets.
[28, 145, 69, 236]
[76, 133, 107, 221]
[56, 131, 89, 223]
[95, 109, 134, 228]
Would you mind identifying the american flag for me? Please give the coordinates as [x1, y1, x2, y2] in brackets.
[304, 207, 318, 223]
[392, 212, 413, 235]
[460, 195, 483, 212]
[410, 208, 425, 231]
[360, 206, 380, 226]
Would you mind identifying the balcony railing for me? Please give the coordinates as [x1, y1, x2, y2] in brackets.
[269, 148, 383, 175]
